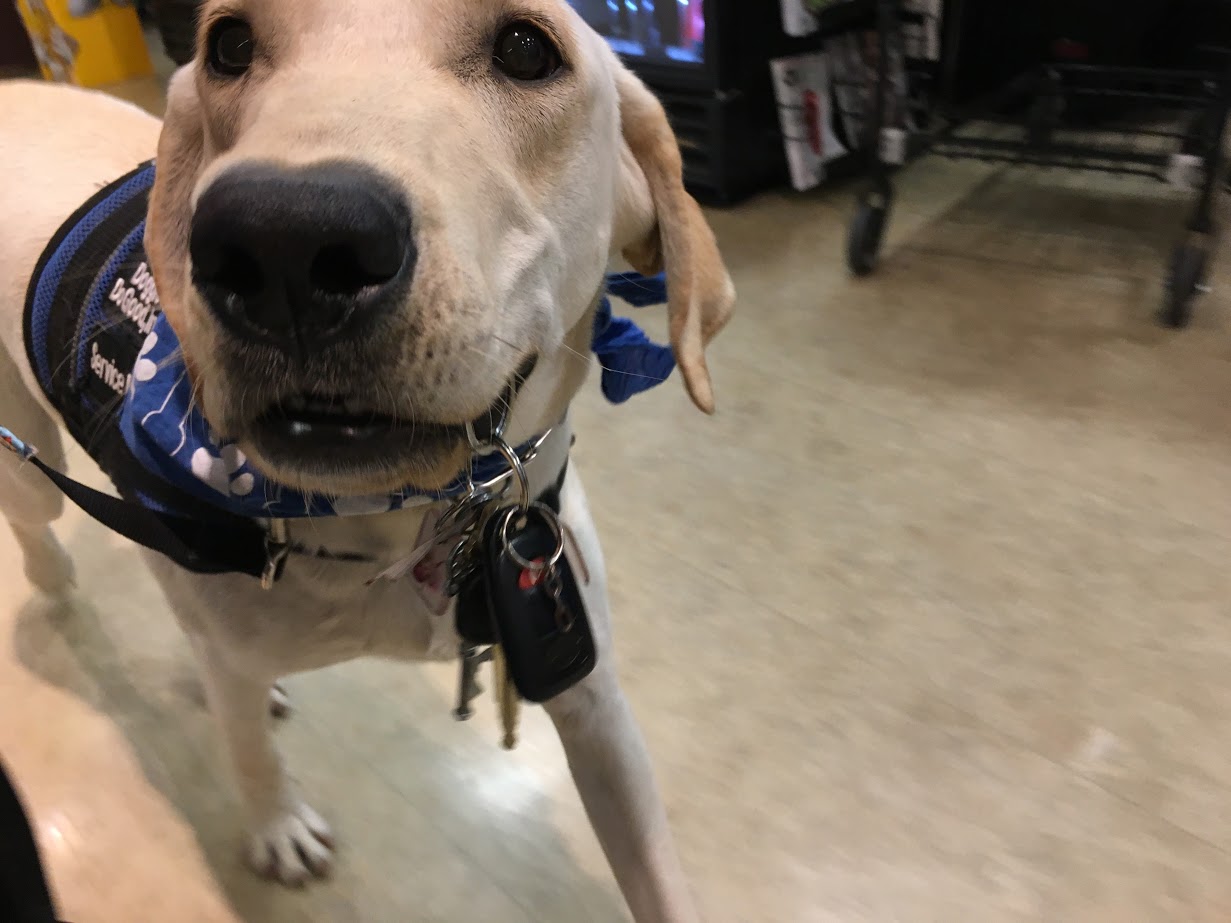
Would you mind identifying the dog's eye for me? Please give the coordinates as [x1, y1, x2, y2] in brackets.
[206, 17, 255, 77]
[493, 22, 562, 82]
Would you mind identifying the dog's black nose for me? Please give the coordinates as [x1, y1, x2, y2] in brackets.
[189, 161, 414, 353]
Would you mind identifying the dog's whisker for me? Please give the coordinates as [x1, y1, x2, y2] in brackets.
[154, 347, 185, 374]
[43, 306, 139, 384]
[557, 339, 673, 383]
[480, 330, 670, 385]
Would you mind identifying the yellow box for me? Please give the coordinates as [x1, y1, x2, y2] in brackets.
[15, 0, 153, 88]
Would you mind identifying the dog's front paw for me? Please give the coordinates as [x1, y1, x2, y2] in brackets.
[246, 801, 334, 887]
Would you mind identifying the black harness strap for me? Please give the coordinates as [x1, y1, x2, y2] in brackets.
[24, 454, 271, 578]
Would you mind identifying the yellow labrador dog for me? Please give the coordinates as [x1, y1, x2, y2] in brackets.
[0, 1, 733, 919]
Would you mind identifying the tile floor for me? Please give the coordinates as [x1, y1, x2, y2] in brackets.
[3, 68, 1231, 923]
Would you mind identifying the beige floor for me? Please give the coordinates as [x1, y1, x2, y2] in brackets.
[4, 71, 1231, 923]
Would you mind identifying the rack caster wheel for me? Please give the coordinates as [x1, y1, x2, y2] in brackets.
[847, 194, 890, 277]
[1160, 241, 1209, 328]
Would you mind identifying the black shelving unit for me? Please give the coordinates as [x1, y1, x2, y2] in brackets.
[833, 0, 1231, 327]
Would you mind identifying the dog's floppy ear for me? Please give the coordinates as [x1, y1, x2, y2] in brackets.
[613, 68, 735, 415]
[145, 67, 207, 345]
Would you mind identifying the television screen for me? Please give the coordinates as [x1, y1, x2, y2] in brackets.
[568, 0, 705, 67]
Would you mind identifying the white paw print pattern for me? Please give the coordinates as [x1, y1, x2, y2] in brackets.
[191, 443, 256, 497]
[133, 331, 159, 385]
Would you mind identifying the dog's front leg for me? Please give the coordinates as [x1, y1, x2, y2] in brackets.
[545, 666, 699, 923]
[546, 472, 700, 923]
[190, 637, 334, 886]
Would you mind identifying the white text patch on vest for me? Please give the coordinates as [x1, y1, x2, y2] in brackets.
[109, 261, 160, 336]
[90, 341, 132, 396]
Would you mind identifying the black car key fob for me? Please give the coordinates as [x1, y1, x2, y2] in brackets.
[480, 505, 596, 703]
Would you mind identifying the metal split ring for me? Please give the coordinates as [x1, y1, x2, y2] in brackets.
[436, 485, 492, 535]
[497, 502, 565, 574]
[460, 426, 554, 501]
[465, 417, 506, 454]
[480, 437, 532, 513]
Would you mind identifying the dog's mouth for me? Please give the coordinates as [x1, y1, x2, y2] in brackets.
[247, 404, 456, 493]
[258, 394, 437, 448]
[245, 357, 537, 486]
[252, 393, 485, 469]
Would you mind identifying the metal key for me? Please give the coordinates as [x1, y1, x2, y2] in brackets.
[453, 643, 493, 721]
[492, 645, 521, 750]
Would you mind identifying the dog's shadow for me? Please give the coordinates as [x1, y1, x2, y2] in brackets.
[12, 528, 630, 923]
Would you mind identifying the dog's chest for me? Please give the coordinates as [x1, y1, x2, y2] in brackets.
[147, 542, 460, 670]
[280, 511, 462, 661]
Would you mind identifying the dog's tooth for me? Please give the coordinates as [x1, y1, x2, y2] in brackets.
[279, 392, 379, 419]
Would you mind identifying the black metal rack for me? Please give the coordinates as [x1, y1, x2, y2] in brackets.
[829, 0, 1231, 327]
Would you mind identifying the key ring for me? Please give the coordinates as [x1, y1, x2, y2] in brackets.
[497, 502, 565, 573]
[465, 414, 507, 455]
[479, 436, 531, 514]
[437, 481, 491, 535]
[461, 424, 556, 499]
